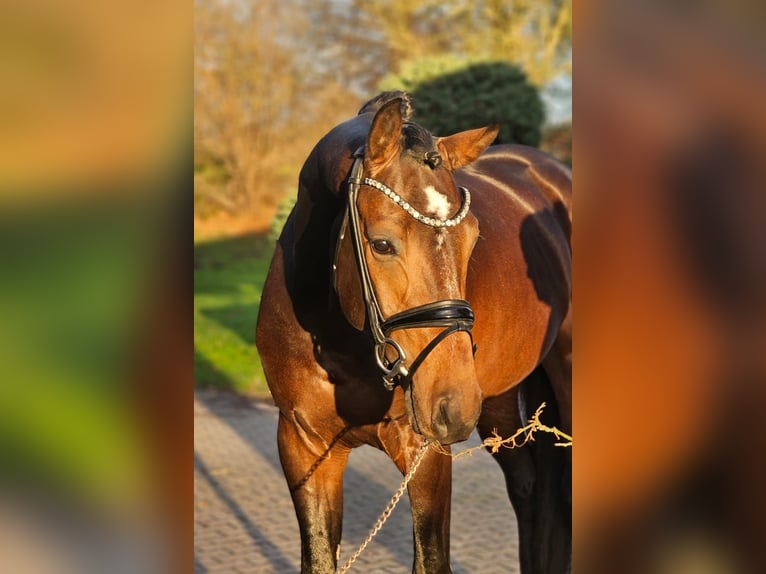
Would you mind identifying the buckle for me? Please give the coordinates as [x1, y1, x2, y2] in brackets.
[375, 338, 408, 390]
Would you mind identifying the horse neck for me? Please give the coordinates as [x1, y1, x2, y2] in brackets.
[289, 122, 366, 319]
[291, 197, 340, 300]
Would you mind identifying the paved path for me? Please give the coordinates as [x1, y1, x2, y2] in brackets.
[194, 390, 519, 573]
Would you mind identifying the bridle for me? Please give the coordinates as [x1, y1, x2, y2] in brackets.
[334, 147, 476, 391]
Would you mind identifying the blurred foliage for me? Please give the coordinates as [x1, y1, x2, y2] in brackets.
[269, 192, 297, 244]
[0, 204, 154, 511]
[194, 0, 356, 217]
[344, 0, 571, 87]
[541, 122, 572, 166]
[194, 0, 571, 219]
[383, 58, 545, 147]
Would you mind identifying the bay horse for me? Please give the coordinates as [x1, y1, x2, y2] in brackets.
[256, 92, 572, 573]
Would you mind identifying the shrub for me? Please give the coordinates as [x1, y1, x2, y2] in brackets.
[381, 57, 544, 147]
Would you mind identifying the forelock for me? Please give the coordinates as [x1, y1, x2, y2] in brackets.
[402, 122, 439, 164]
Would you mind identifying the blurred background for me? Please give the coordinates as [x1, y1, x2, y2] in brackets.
[0, 0, 190, 572]
[574, 1, 766, 572]
[2, 0, 765, 572]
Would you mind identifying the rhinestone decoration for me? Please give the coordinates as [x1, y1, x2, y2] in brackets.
[362, 177, 471, 228]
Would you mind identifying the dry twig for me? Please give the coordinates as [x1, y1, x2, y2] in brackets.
[431, 402, 572, 460]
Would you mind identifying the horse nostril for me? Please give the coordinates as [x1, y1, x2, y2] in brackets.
[439, 398, 452, 426]
[429, 393, 478, 445]
[430, 397, 452, 441]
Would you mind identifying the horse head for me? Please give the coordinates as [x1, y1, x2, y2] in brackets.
[334, 95, 498, 444]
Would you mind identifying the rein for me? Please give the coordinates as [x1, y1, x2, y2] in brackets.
[338, 148, 476, 391]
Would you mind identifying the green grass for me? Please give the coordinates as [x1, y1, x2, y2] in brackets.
[194, 233, 275, 397]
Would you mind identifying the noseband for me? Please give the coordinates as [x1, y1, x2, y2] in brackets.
[335, 148, 476, 391]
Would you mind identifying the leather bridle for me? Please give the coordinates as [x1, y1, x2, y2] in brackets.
[334, 147, 476, 391]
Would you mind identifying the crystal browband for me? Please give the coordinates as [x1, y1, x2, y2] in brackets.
[361, 177, 471, 228]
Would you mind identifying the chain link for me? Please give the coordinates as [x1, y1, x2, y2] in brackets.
[335, 437, 432, 574]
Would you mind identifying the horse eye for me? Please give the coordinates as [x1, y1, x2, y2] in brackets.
[370, 239, 395, 255]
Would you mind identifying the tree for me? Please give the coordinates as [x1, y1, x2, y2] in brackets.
[301, 0, 572, 96]
[193, 0, 571, 219]
[194, 0, 355, 216]
[349, 0, 571, 88]
[454, 0, 572, 87]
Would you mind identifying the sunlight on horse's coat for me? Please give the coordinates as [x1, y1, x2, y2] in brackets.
[462, 162, 538, 215]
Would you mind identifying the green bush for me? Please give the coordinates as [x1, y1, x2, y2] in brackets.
[381, 57, 544, 147]
[269, 192, 297, 243]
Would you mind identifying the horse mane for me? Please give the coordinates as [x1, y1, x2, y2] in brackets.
[357, 91, 414, 120]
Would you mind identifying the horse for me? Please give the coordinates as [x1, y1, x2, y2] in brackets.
[256, 91, 572, 573]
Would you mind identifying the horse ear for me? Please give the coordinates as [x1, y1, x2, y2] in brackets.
[365, 97, 404, 173]
[334, 217, 366, 330]
[436, 124, 500, 170]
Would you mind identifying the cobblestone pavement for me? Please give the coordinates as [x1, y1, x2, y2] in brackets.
[195, 389, 519, 573]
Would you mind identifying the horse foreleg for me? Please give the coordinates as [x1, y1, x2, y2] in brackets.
[403, 439, 453, 574]
[277, 412, 351, 574]
[380, 427, 453, 574]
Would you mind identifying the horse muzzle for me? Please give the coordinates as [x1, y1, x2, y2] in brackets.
[403, 371, 482, 445]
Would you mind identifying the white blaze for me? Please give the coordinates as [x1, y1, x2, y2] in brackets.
[423, 185, 452, 220]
